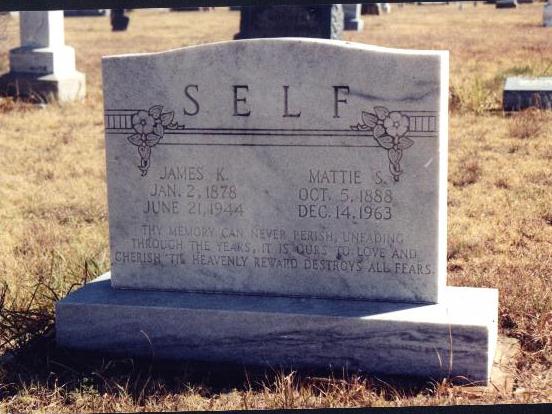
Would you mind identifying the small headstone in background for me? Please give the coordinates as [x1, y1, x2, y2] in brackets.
[235, 5, 343, 39]
[503, 77, 552, 111]
[362, 3, 381, 15]
[343, 4, 364, 31]
[170, 7, 201, 11]
[496, 0, 518, 8]
[111, 9, 129, 31]
[381, 3, 392, 13]
[544, 0, 552, 27]
[0, 11, 86, 102]
[64, 9, 108, 16]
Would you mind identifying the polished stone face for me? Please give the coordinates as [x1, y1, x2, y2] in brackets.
[103, 39, 449, 303]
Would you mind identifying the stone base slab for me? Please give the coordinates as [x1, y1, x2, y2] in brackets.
[0, 71, 86, 102]
[56, 273, 498, 384]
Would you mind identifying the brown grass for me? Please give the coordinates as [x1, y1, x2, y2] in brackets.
[1, 4, 552, 412]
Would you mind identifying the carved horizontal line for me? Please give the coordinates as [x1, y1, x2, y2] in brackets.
[105, 130, 438, 138]
[156, 143, 382, 148]
[104, 109, 439, 114]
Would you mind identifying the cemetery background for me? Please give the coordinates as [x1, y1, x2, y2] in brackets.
[0, 3, 551, 412]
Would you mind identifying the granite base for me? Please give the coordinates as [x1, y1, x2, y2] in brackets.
[0, 71, 86, 102]
[56, 273, 498, 384]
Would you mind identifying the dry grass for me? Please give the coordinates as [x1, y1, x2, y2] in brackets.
[1, 4, 552, 412]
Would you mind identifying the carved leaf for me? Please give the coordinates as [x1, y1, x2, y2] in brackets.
[145, 134, 161, 147]
[127, 133, 142, 146]
[374, 106, 390, 120]
[374, 135, 394, 149]
[373, 124, 385, 139]
[397, 137, 414, 150]
[149, 105, 163, 119]
[153, 123, 164, 138]
[361, 111, 378, 128]
[160, 112, 174, 126]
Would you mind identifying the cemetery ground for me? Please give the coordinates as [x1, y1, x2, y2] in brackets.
[0, 3, 551, 412]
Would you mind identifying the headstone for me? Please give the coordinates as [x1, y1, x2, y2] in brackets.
[64, 9, 108, 16]
[170, 7, 201, 11]
[56, 39, 498, 384]
[111, 9, 129, 31]
[361, 3, 381, 15]
[503, 77, 552, 111]
[235, 5, 343, 39]
[381, 3, 392, 13]
[0, 11, 86, 102]
[545, 0, 552, 27]
[343, 4, 364, 31]
[496, 0, 518, 8]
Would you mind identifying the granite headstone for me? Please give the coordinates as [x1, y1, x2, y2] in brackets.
[57, 39, 498, 383]
[0, 11, 86, 101]
[343, 4, 364, 31]
[496, 0, 518, 8]
[102, 40, 448, 304]
[235, 5, 343, 39]
[545, 0, 552, 27]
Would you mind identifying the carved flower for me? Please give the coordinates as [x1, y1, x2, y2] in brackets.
[383, 111, 409, 138]
[128, 106, 175, 149]
[132, 110, 155, 135]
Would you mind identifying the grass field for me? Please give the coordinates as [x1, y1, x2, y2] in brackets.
[1, 3, 552, 412]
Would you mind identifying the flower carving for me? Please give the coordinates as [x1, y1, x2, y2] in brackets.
[127, 105, 176, 176]
[351, 106, 413, 182]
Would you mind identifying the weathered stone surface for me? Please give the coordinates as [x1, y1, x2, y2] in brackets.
[102, 39, 449, 303]
[503, 77, 552, 111]
[56, 273, 498, 384]
[235, 5, 343, 39]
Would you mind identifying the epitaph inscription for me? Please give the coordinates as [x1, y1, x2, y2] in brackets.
[103, 39, 448, 303]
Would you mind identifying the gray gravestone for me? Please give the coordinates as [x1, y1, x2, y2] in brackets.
[56, 39, 498, 383]
[111, 9, 129, 31]
[64, 10, 108, 16]
[0, 11, 86, 102]
[545, 0, 552, 27]
[503, 77, 552, 111]
[235, 5, 343, 39]
[496, 0, 518, 8]
[362, 3, 381, 15]
[343, 4, 364, 31]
